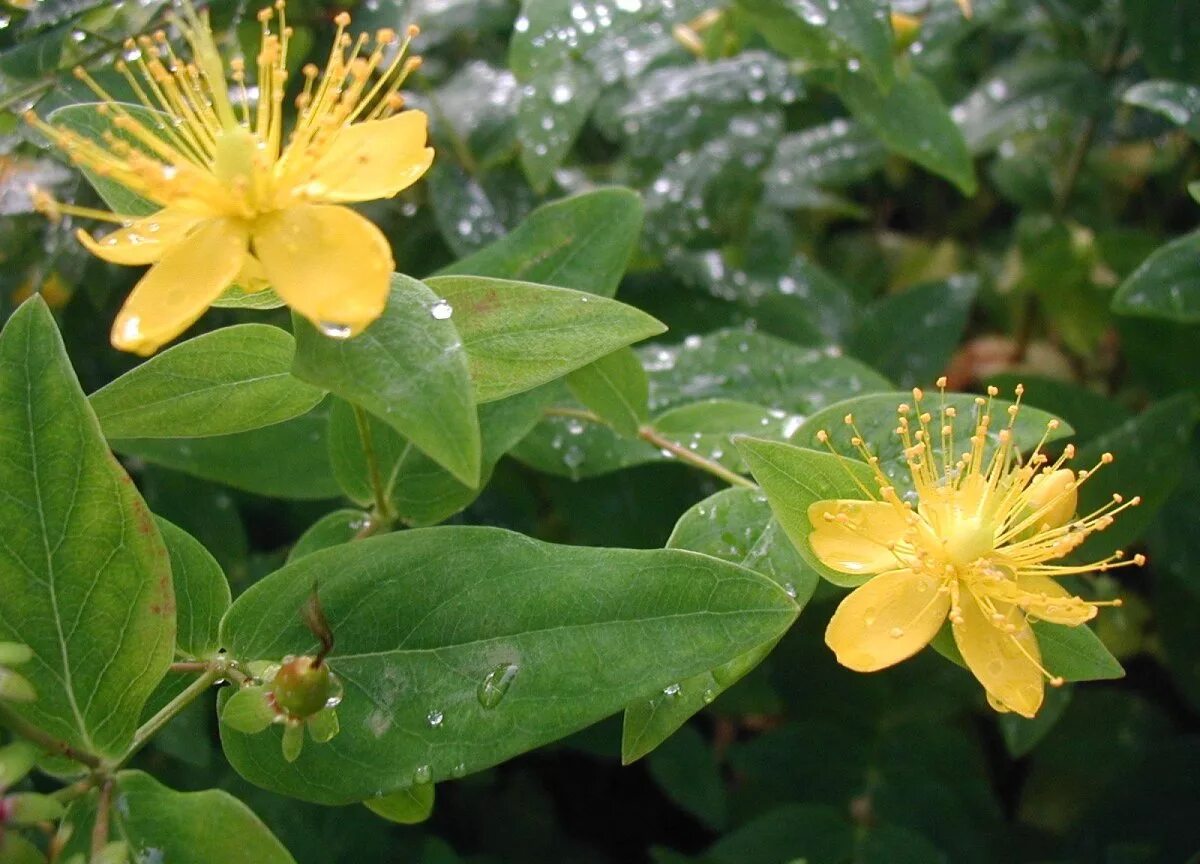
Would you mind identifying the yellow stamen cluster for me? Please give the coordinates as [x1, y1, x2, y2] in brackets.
[809, 378, 1142, 717]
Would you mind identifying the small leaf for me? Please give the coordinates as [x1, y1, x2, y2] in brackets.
[62, 771, 296, 864]
[848, 276, 978, 387]
[837, 65, 977, 195]
[288, 509, 371, 563]
[735, 437, 878, 587]
[1112, 229, 1200, 323]
[220, 688, 276, 735]
[364, 784, 435, 825]
[156, 518, 230, 659]
[738, 0, 894, 89]
[281, 724, 305, 763]
[218, 527, 797, 803]
[1034, 623, 1124, 682]
[0, 741, 40, 788]
[566, 347, 649, 437]
[4, 793, 64, 825]
[517, 59, 601, 191]
[1073, 393, 1200, 559]
[292, 275, 481, 487]
[0, 297, 174, 759]
[424, 275, 666, 403]
[438, 188, 643, 297]
[89, 325, 324, 439]
[1124, 79, 1200, 141]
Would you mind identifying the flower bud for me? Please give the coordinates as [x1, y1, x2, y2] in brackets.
[271, 656, 331, 719]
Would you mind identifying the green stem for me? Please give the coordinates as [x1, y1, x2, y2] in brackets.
[351, 405, 395, 527]
[116, 667, 220, 768]
[543, 407, 759, 490]
[0, 702, 101, 770]
[90, 779, 113, 856]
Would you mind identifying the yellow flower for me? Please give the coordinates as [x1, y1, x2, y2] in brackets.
[26, 2, 433, 355]
[809, 380, 1142, 718]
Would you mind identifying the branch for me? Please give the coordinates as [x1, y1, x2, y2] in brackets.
[0, 703, 101, 770]
[117, 667, 221, 767]
[542, 407, 759, 489]
[351, 405, 395, 528]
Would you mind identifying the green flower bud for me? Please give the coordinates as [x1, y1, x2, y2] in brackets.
[271, 656, 332, 719]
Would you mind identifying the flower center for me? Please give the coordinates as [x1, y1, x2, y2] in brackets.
[943, 514, 994, 568]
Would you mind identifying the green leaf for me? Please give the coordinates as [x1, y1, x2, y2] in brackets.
[0, 740, 40, 788]
[326, 389, 550, 527]
[0, 297, 173, 760]
[515, 330, 890, 480]
[288, 509, 371, 563]
[1124, 0, 1200, 85]
[424, 276, 665, 404]
[89, 325, 324, 439]
[706, 803, 853, 864]
[291, 274, 481, 487]
[625, 488, 816, 763]
[848, 276, 978, 387]
[113, 400, 341, 500]
[735, 438, 878, 587]
[63, 771, 296, 864]
[364, 784, 435, 825]
[1112, 230, 1200, 323]
[737, 0, 894, 89]
[837, 65, 977, 195]
[1123, 79, 1200, 142]
[516, 59, 601, 192]
[220, 687, 275, 735]
[0, 832, 44, 864]
[566, 347, 649, 437]
[438, 188, 643, 298]
[155, 517, 229, 660]
[218, 526, 798, 803]
[646, 724, 727, 830]
[931, 621, 1123, 683]
[1034, 622, 1124, 682]
[1073, 393, 1200, 559]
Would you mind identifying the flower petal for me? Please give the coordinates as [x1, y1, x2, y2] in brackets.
[807, 500, 908, 575]
[111, 217, 248, 356]
[252, 204, 393, 333]
[77, 207, 206, 266]
[825, 568, 949, 672]
[953, 589, 1044, 718]
[992, 574, 1097, 626]
[309, 111, 435, 203]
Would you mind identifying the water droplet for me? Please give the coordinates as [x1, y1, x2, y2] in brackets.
[430, 299, 453, 320]
[784, 582, 797, 599]
[318, 322, 353, 339]
[426, 709, 444, 728]
[477, 662, 519, 709]
[702, 688, 716, 704]
[889, 627, 905, 639]
[662, 683, 681, 697]
[451, 762, 467, 778]
[413, 764, 432, 784]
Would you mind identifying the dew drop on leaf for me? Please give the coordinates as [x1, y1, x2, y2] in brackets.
[477, 662, 519, 709]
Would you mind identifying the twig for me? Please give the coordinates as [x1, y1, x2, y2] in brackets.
[90, 779, 113, 857]
[0, 703, 101, 770]
[117, 667, 221, 766]
[542, 407, 759, 489]
[351, 405, 395, 526]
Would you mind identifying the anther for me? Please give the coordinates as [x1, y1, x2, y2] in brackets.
[1101, 453, 1114, 464]
[334, 11, 351, 26]
[936, 376, 948, 388]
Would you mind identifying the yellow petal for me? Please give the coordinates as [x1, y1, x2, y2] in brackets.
[825, 568, 949, 671]
[111, 217, 248, 356]
[308, 112, 435, 203]
[252, 204, 392, 333]
[1009, 574, 1097, 626]
[807, 500, 908, 575]
[953, 589, 1044, 718]
[77, 208, 205, 266]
